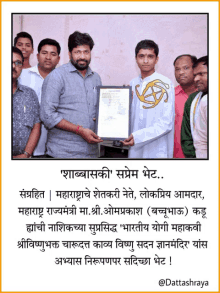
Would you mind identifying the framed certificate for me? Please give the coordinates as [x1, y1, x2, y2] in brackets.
[96, 86, 132, 140]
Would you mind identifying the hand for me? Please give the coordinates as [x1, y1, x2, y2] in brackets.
[79, 127, 103, 144]
[13, 154, 28, 159]
[121, 134, 134, 146]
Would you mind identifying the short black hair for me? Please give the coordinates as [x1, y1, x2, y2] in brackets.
[173, 54, 197, 66]
[193, 55, 208, 68]
[14, 31, 34, 48]
[12, 46, 24, 63]
[38, 38, 61, 55]
[68, 31, 94, 52]
[135, 40, 159, 57]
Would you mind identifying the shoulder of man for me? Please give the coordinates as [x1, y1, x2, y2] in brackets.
[19, 67, 31, 81]
[19, 84, 38, 97]
[185, 91, 200, 107]
[19, 65, 39, 84]
[129, 75, 140, 86]
[92, 70, 101, 78]
[91, 70, 102, 83]
[19, 84, 36, 93]
[43, 63, 69, 84]
[52, 62, 70, 74]
[175, 84, 183, 95]
[20, 67, 30, 76]
[201, 94, 207, 104]
[154, 72, 173, 86]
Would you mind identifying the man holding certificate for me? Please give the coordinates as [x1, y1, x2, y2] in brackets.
[40, 31, 103, 158]
[122, 40, 175, 158]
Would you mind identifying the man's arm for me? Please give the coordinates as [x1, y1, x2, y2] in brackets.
[40, 71, 66, 129]
[181, 95, 196, 158]
[13, 123, 41, 158]
[56, 119, 103, 144]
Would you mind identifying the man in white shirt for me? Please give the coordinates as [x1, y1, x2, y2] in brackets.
[193, 95, 207, 158]
[122, 39, 175, 158]
[19, 38, 61, 157]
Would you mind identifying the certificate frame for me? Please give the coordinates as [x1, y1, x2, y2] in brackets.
[95, 86, 132, 141]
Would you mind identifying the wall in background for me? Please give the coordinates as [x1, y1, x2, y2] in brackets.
[13, 14, 207, 86]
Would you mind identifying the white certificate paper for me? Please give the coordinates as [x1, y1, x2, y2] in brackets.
[97, 87, 130, 139]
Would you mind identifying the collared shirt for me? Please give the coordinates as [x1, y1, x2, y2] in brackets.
[40, 61, 102, 158]
[129, 72, 175, 158]
[19, 65, 47, 156]
[13, 82, 40, 156]
[174, 85, 189, 158]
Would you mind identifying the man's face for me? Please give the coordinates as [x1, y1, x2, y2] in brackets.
[15, 37, 33, 59]
[174, 56, 195, 86]
[194, 62, 208, 92]
[136, 48, 158, 76]
[69, 45, 91, 71]
[12, 52, 23, 80]
[37, 45, 60, 72]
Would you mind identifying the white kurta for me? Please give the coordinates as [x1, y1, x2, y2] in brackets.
[19, 65, 47, 156]
[193, 95, 207, 158]
[129, 72, 175, 158]
[190, 91, 203, 139]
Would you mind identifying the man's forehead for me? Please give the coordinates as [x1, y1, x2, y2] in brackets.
[194, 62, 207, 72]
[175, 56, 193, 66]
[73, 44, 90, 51]
[13, 52, 22, 61]
[137, 48, 156, 55]
[17, 37, 32, 44]
[40, 44, 58, 53]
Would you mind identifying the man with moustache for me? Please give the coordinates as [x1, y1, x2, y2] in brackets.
[181, 56, 208, 158]
[40, 31, 103, 158]
[19, 38, 61, 157]
[12, 47, 40, 158]
[173, 55, 198, 158]
[14, 32, 34, 69]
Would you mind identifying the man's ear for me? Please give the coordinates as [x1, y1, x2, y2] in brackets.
[56, 56, 60, 66]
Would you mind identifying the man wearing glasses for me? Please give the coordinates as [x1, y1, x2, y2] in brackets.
[181, 56, 208, 158]
[12, 46, 41, 158]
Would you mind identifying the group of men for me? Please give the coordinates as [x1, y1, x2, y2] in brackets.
[174, 54, 208, 158]
[12, 31, 208, 159]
